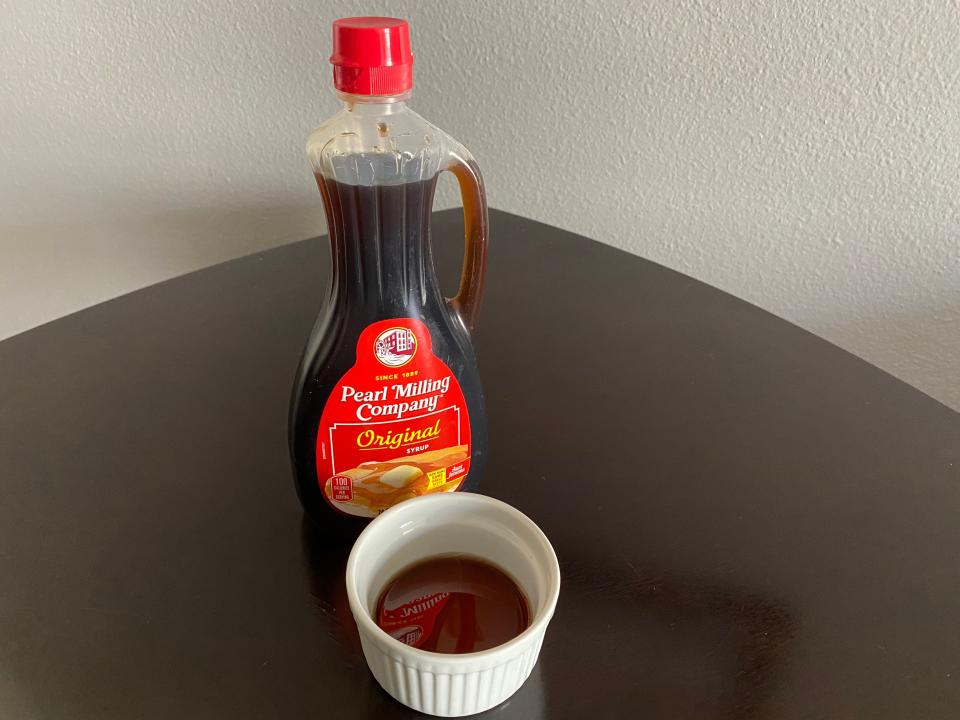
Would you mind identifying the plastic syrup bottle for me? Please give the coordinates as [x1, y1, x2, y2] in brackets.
[290, 17, 489, 533]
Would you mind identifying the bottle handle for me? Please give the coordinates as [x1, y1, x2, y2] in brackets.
[443, 153, 489, 333]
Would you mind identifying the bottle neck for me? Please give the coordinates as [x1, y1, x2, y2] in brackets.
[337, 91, 411, 114]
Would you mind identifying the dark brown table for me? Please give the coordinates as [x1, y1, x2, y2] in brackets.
[2, 210, 959, 719]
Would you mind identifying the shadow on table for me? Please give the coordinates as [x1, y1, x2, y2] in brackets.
[299, 518, 363, 659]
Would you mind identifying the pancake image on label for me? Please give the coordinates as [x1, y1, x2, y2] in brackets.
[325, 444, 469, 516]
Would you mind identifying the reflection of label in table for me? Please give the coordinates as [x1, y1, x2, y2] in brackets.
[315, 318, 471, 518]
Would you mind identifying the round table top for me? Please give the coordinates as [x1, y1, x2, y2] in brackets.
[2, 210, 959, 719]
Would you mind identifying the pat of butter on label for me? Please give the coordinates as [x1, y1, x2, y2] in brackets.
[380, 465, 422, 489]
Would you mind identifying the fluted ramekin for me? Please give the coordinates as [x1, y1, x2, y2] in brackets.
[345, 492, 560, 717]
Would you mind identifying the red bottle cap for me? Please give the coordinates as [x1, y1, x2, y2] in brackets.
[330, 17, 413, 96]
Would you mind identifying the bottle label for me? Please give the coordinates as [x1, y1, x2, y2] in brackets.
[316, 318, 471, 517]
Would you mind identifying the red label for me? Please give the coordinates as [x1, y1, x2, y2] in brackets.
[316, 318, 471, 517]
[330, 476, 353, 502]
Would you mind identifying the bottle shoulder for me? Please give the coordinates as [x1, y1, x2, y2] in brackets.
[297, 305, 474, 384]
[306, 104, 473, 185]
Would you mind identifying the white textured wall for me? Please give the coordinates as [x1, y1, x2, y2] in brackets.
[2, 1, 958, 409]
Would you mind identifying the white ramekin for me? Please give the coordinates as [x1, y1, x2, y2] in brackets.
[345, 492, 560, 717]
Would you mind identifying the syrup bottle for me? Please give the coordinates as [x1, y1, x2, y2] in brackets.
[290, 17, 489, 534]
